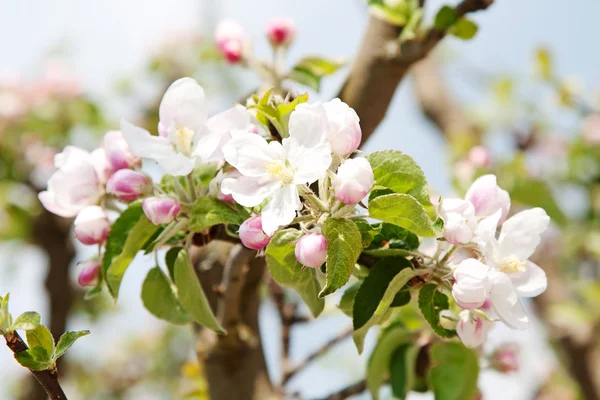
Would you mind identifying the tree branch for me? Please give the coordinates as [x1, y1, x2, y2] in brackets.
[340, 0, 493, 145]
[282, 326, 353, 385]
[314, 379, 367, 400]
[3, 331, 67, 400]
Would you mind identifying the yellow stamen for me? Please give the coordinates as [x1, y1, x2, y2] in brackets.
[497, 255, 526, 274]
[175, 126, 194, 156]
[265, 161, 292, 183]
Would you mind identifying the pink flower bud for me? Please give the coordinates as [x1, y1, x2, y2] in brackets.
[103, 130, 138, 172]
[142, 197, 180, 225]
[74, 206, 109, 245]
[452, 259, 490, 310]
[265, 17, 296, 47]
[440, 199, 477, 244]
[467, 146, 490, 168]
[78, 261, 100, 287]
[465, 174, 511, 222]
[333, 158, 374, 205]
[106, 169, 151, 201]
[295, 233, 327, 268]
[215, 19, 248, 64]
[490, 343, 520, 373]
[239, 215, 271, 250]
[323, 99, 362, 156]
[457, 310, 490, 348]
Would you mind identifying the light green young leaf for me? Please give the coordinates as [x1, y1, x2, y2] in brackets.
[434, 5, 457, 30]
[189, 197, 244, 231]
[0, 294, 10, 333]
[11, 312, 41, 331]
[287, 57, 344, 91]
[320, 219, 363, 297]
[369, 194, 438, 237]
[174, 250, 225, 334]
[103, 203, 160, 299]
[418, 284, 456, 338]
[428, 342, 480, 400]
[353, 268, 419, 353]
[142, 266, 191, 325]
[449, 18, 478, 40]
[15, 346, 52, 371]
[367, 324, 414, 400]
[26, 325, 54, 357]
[54, 330, 90, 360]
[265, 229, 325, 317]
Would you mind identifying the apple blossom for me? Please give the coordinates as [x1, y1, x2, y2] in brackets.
[210, 169, 242, 203]
[323, 98, 362, 156]
[221, 103, 332, 235]
[456, 310, 490, 348]
[215, 19, 249, 63]
[332, 158, 374, 205]
[106, 169, 151, 201]
[121, 78, 250, 176]
[452, 259, 490, 310]
[439, 199, 477, 244]
[103, 130, 138, 172]
[467, 146, 490, 168]
[38, 146, 104, 217]
[239, 215, 271, 250]
[465, 174, 511, 222]
[74, 205, 109, 245]
[295, 233, 328, 269]
[142, 197, 180, 225]
[265, 17, 296, 47]
[77, 261, 101, 287]
[490, 343, 520, 373]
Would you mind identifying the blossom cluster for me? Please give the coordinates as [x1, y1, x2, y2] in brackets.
[439, 175, 549, 347]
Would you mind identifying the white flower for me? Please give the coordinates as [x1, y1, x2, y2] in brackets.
[323, 98, 361, 156]
[221, 103, 332, 235]
[332, 158, 374, 205]
[440, 199, 478, 244]
[121, 77, 250, 176]
[38, 146, 104, 217]
[465, 174, 511, 222]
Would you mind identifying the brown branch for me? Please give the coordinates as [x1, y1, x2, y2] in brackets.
[282, 326, 353, 385]
[339, 0, 493, 146]
[3, 331, 67, 400]
[314, 379, 367, 400]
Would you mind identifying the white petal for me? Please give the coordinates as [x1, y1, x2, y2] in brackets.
[261, 184, 301, 235]
[196, 105, 252, 162]
[54, 146, 90, 169]
[120, 119, 173, 159]
[159, 77, 207, 133]
[510, 261, 548, 298]
[498, 208, 550, 261]
[454, 258, 490, 281]
[488, 270, 528, 330]
[222, 133, 282, 177]
[221, 176, 280, 207]
[154, 153, 196, 176]
[475, 209, 502, 256]
[38, 191, 79, 218]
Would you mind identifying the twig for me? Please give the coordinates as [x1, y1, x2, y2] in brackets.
[217, 244, 254, 333]
[3, 332, 67, 400]
[313, 379, 367, 400]
[282, 326, 353, 385]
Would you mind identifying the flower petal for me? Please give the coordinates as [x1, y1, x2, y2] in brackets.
[196, 105, 251, 162]
[38, 191, 79, 218]
[154, 153, 196, 176]
[510, 261, 547, 298]
[222, 133, 282, 177]
[498, 208, 550, 261]
[120, 119, 173, 159]
[488, 270, 528, 330]
[261, 184, 301, 235]
[221, 176, 280, 207]
[159, 77, 207, 133]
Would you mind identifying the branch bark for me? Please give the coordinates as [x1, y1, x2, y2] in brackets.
[4, 331, 67, 400]
[313, 379, 367, 400]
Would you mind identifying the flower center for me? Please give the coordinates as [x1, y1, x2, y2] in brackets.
[174, 126, 194, 156]
[497, 255, 526, 274]
[265, 160, 293, 183]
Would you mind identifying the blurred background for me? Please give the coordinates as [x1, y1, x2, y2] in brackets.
[1, 0, 599, 399]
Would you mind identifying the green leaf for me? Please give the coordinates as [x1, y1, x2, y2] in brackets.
[369, 194, 438, 237]
[390, 344, 419, 399]
[368, 0, 413, 26]
[338, 281, 362, 317]
[355, 219, 383, 248]
[26, 325, 55, 357]
[418, 284, 455, 338]
[367, 324, 414, 400]
[434, 5, 457, 30]
[104, 205, 160, 299]
[15, 346, 51, 371]
[508, 178, 567, 228]
[265, 229, 325, 317]
[54, 330, 90, 360]
[287, 57, 344, 91]
[165, 247, 183, 281]
[11, 312, 41, 331]
[320, 218, 363, 297]
[428, 342, 480, 400]
[366, 150, 432, 207]
[449, 18, 478, 40]
[535, 47, 552, 80]
[353, 267, 419, 353]
[365, 223, 420, 257]
[189, 197, 244, 231]
[142, 266, 191, 325]
[0, 293, 10, 333]
[353, 257, 412, 330]
[174, 250, 225, 334]
[391, 289, 411, 308]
